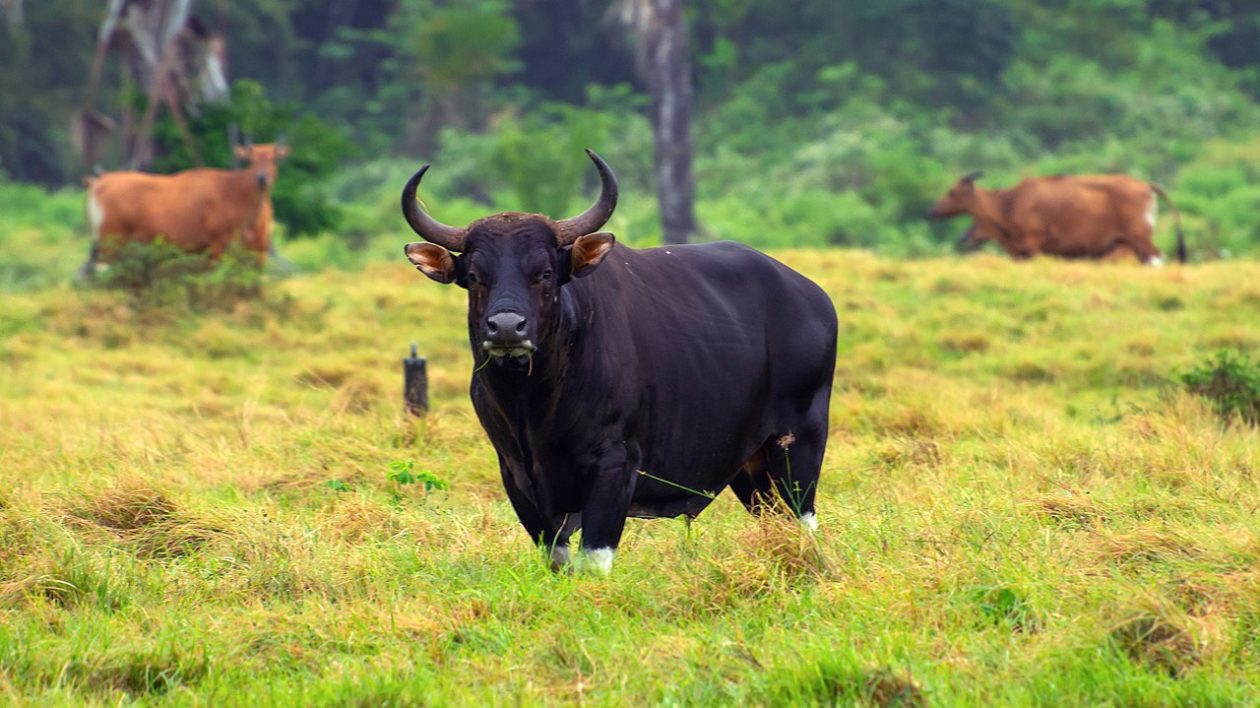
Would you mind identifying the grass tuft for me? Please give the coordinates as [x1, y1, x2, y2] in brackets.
[1111, 612, 1203, 678]
[64, 482, 223, 559]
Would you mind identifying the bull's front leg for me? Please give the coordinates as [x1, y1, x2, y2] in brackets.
[577, 442, 634, 575]
[496, 454, 572, 570]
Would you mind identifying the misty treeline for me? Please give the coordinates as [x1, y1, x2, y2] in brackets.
[2, 0, 1259, 254]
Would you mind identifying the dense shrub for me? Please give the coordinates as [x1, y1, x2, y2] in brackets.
[94, 240, 264, 310]
[1181, 350, 1260, 426]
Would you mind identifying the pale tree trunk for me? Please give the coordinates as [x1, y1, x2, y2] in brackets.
[0, 0, 23, 25]
[618, 0, 696, 244]
[78, 0, 227, 169]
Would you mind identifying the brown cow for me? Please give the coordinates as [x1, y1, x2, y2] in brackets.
[80, 143, 288, 276]
[929, 172, 1186, 265]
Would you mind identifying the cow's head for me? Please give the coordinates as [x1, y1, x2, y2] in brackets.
[402, 150, 618, 368]
[234, 142, 289, 191]
[928, 171, 984, 219]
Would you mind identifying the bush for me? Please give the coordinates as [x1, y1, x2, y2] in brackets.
[152, 80, 355, 238]
[94, 240, 264, 310]
[1181, 350, 1260, 426]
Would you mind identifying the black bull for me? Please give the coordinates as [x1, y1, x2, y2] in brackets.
[401, 151, 838, 573]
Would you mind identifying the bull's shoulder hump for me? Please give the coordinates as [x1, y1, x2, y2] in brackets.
[626, 239, 775, 266]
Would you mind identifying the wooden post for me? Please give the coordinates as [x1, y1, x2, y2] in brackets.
[403, 343, 428, 416]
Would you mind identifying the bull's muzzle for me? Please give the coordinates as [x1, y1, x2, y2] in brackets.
[482, 311, 535, 358]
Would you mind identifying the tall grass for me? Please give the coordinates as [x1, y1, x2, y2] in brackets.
[1, 244, 1259, 703]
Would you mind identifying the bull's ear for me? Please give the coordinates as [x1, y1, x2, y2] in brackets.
[234, 145, 250, 160]
[404, 242, 456, 284]
[276, 145, 291, 159]
[569, 232, 615, 278]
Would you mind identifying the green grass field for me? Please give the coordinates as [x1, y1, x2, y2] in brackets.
[2, 248, 1259, 705]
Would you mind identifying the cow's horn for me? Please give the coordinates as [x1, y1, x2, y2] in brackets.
[555, 149, 619, 245]
[963, 170, 984, 182]
[401, 165, 468, 252]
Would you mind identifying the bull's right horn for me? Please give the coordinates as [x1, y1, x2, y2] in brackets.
[401, 165, 468, 252]
[555, 149, 619, 245]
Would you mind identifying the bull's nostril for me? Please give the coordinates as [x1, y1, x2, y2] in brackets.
[487, 312, 526, 340]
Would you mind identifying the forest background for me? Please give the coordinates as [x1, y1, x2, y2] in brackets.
[3, 0, 1260, 288]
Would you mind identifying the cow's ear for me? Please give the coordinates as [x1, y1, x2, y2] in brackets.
[404, 242, 456, 284]
[276, 146, 290, 159]
[234, 145, 251, 160]
[569, 232, 615, 279]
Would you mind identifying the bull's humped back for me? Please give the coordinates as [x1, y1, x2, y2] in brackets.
[566, 240, 837, 491]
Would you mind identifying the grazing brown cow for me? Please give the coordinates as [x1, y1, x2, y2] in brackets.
[930, 172, 1186, 265]
[80, 143, 288, 276]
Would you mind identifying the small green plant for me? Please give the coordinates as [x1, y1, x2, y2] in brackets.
[972, 586, 1039, 632]
[387, 460, 448, 492]
[1181, 350, 1260, 426]
[325, 479, 353, 493]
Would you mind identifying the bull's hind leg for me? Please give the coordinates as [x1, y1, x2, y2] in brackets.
[729, 446, 777, 514]
[765, 390, 830, 531]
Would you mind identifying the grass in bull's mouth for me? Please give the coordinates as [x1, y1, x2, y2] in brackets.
[1, 252, 1259, 703]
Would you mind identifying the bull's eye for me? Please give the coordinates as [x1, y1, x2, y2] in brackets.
[536, 269, 553, 283]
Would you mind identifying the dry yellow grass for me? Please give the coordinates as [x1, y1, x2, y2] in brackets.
[0, 251, 1258, 704]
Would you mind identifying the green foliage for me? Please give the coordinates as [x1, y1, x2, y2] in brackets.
[0, 179, 85, 290]
[6, 2, 1260, 255]
[0, 0, 98, 184]
[94, 240, 263, 311]
[973, 585, 1039, 631]
[387, 461, 448, 492]
[488, 104, 619, 216]
[1181, 350, 1260, 425]
[152, 80, 355, 238]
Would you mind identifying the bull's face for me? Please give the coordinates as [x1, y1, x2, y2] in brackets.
[401, 150, 619, 369]
[406, 223, 614, 365]
[928, 171, 983, 219]
[234, 143, 289, 190]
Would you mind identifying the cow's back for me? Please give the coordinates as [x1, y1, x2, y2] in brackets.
[1012, 175, 1153, 254]
[91, 169, 259, 253]
[569, 241, 836, 507]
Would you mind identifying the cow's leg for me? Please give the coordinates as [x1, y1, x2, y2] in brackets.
[76, 241, 100, 281]
[1115, 234, 1163, 266]
[729, 445, 778, 514]
[577, 443, 633, 574]
[497, 456, 570, 570]
[764, 389, 830, 532]
[1101, 242, 1140, 263]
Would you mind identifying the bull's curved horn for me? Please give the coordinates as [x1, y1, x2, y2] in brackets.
[555, 149, 619, 245]
[401, 165, 468, 252]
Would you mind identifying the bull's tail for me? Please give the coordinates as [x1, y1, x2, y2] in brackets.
[1150, 183, 1187, 264]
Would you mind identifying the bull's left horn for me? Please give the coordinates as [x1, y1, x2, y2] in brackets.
[555, 149, 619, 245]
[401, 165, 468, 252]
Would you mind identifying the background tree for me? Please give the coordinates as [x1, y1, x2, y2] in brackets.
[616, 0, 697, 244]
